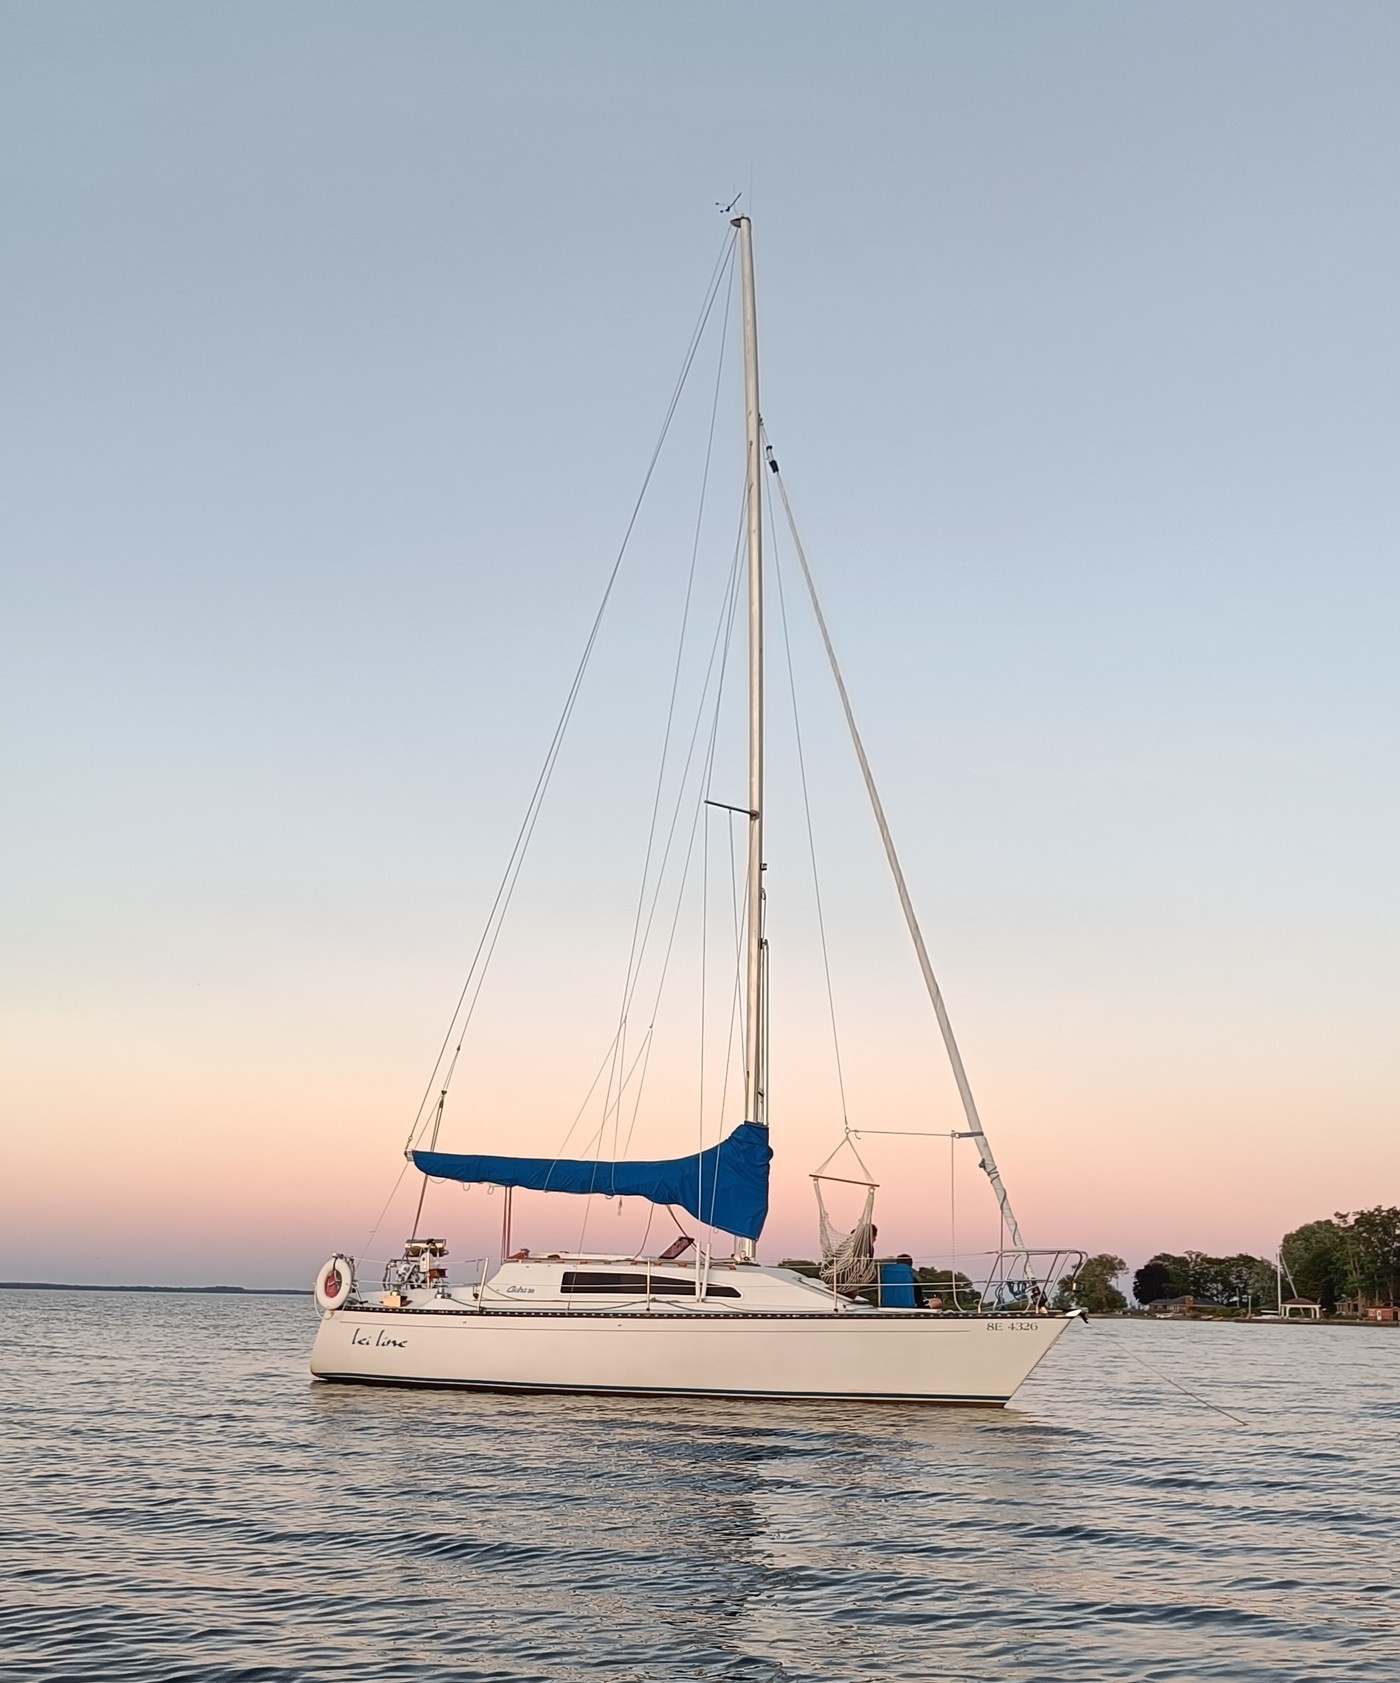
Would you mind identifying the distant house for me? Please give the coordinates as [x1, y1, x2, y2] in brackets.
[1338, 1299, 1398, 1321]
[1147, 1295, 1226, 1314]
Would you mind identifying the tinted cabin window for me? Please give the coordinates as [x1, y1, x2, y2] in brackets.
[559, 1271, 740, 1299]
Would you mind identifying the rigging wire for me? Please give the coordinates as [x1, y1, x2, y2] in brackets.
[769, 484, 851, 1134]
[602, 509, 744, 1127]
[509, 471, 746, 1186]
[548, 517, 744, 1256]
[361, 1159, 411, 1262]
[713, 799, 746, 1144]
[604, 250, 736, 1158]
[576, 512, 748, 1254]
[761, 429, 1028, 1254]
[695, 582, 757, 1171]
[617, 517, 747, 1159]
[537, 1026, 629, 1161]
[708, 812, 748, 1230]
[700, 779, 709, 1161]
[570, 1029, 660, 1160]
[398, 227, 738, 1169]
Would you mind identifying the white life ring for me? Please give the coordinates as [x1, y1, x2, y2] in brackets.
[315, 1255, 355, 1311]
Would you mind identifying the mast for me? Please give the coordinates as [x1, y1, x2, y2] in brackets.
[734, 215, 766, 1199]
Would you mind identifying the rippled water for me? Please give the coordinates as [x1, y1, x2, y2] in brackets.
[2, 1291, 1398, 1681]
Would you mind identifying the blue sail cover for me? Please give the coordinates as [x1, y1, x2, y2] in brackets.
[413, 1121, 772, 1241]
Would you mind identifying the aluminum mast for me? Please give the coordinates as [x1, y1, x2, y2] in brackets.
[734, 216, 766, 1265]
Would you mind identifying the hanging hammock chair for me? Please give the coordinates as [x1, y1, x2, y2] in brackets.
[812, 1175, 878, 1291]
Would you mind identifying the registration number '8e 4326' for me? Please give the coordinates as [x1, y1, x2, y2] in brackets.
[985, 1321, 1041, 1333]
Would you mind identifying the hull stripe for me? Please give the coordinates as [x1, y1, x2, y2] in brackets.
[312, 1372, 1010, 1405]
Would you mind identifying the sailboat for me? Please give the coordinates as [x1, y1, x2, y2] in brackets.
[309, 218, 1084, 1405]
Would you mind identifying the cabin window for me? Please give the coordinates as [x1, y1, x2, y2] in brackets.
[559, 1271, 741, 1299]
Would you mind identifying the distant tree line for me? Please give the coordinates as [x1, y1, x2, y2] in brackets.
[1131, 1251, 1274, 1310]
[1127, 1206, 1400, 1314]
[1274, 1207, 1400, 1312]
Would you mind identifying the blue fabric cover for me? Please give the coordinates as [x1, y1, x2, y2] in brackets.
[412, 1121, 772, 1241]
[879, 1261, 917, 1308]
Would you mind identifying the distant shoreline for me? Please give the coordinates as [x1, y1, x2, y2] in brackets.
[0, 1281, 309, 1297]
[1114, 1312, 1396, 1329]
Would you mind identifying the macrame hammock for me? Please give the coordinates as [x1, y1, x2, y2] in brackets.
[811, 1135, 879, 1291]
[814, 1177, 877, 1290]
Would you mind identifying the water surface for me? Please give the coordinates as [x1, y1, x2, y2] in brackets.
[2, 1292, 1396, 1681]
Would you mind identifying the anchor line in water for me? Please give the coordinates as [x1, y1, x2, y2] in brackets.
[1087, 1321, 1249, 1428]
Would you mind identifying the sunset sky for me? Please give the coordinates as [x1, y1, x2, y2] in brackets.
[3, 2, 1397, 1288]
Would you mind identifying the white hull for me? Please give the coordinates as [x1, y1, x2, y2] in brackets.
[310, 1304, 1074, 1406]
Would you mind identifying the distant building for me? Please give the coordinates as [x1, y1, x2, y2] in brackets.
[1364, 1306, 1398, 1323]
[1282, 1298, 1322, 1320]
[1147, 1295, 1227, 1314]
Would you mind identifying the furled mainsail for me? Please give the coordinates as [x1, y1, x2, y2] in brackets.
[412, 1121, 772, 1241]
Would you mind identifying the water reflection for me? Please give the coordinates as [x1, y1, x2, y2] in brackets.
[2, 1294, 1397, 1680]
